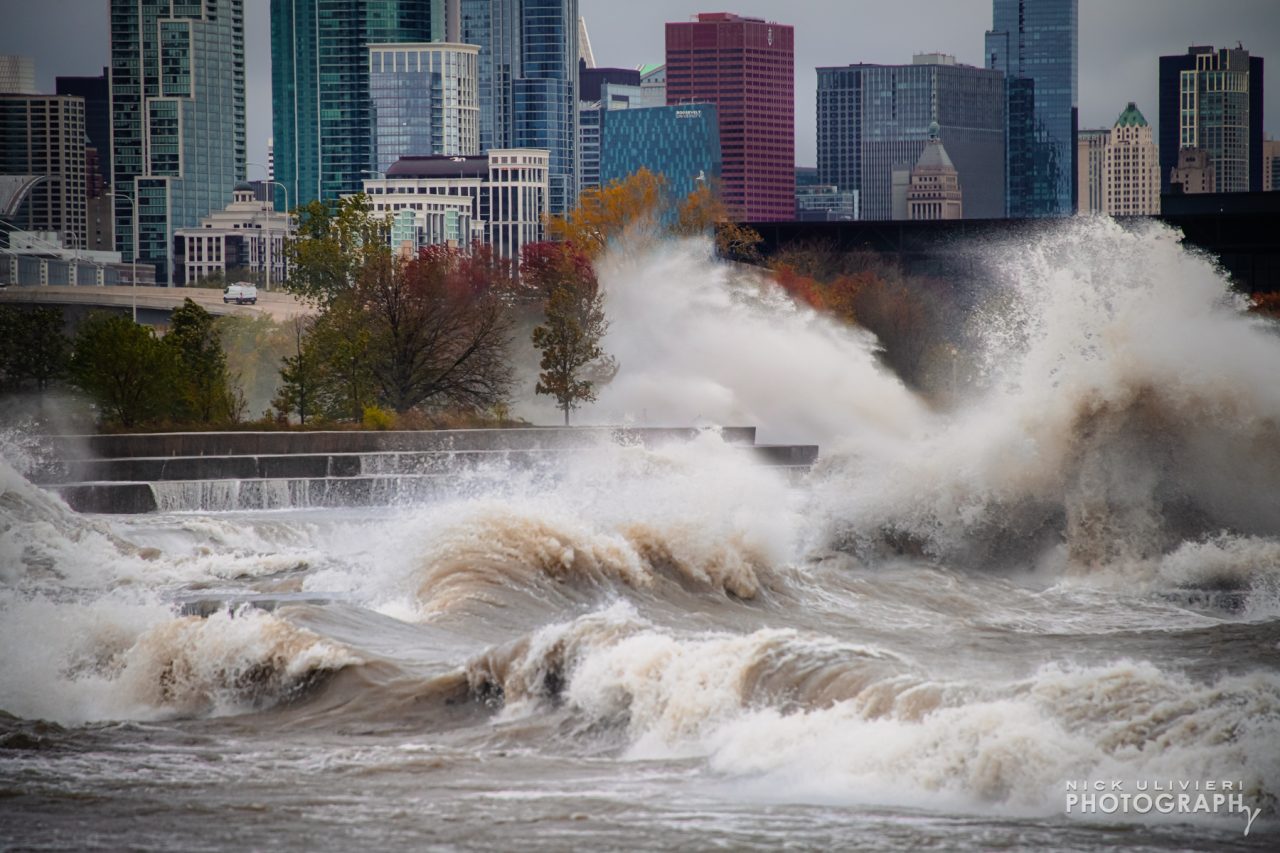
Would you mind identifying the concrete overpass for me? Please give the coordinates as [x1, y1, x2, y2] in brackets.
[0, 284, 312, 324]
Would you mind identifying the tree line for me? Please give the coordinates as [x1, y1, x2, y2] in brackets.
[2, 166, 1015, 431]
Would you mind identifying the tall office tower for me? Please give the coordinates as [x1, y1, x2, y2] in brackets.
[985, 0, 1078, 216]
[1158, 45, 1264, 194]
[458, 0, 578, 214]
[666, 13, 793, 221]
[0, 56, 36, 94]
[1103, 102, 1159, 216]
[0, 93, 86, 247]
[817, 55, 1005, 221]
[370, 43, 480, 173]
[271, 1, 440, 207]
[1076, 128, 1108, 214]
[110, 0, 245, 285]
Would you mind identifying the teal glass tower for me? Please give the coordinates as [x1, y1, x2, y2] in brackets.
[271, 0, 442, 207]
[109, 0, 245, 285]
[985, 0, 1078, 217]
[599, 104, 721, 203]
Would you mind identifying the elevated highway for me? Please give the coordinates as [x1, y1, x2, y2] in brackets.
[0, 284, 312, 324]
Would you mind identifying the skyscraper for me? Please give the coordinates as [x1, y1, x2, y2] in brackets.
[1103, 102, 1159, 216]
[1158, 45, 1264, 194]
[271, 1, 440, 207]
[511, 0, 579, 214]
[457, 0, 578, 214]
[817, 55, 1006, 221]
[110, 0, 245, 284]
[985, 0, 1078, 217]
[666, 12, 794, 221]
[369, 43, 480, 172]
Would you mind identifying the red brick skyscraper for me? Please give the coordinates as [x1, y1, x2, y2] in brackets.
[665, 12, 795, 221]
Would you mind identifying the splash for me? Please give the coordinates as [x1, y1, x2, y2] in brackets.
[810, 218, 1280, 574]
[550, 238, 929, 447]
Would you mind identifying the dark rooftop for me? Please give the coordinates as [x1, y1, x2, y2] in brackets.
[386, 155, 489, 179]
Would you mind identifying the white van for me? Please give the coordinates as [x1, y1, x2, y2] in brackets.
[223, 282, 258, 305]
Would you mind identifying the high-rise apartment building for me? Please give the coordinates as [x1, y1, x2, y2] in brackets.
[110, 0, 245, 285]
[985, 0, 1078, 217]
[57, 69, 111, 188]
[666, 12, 793, 221]
[57, 69, 113, 250]
[1103, 102, 1159, 216]
[369, 43, 480, 172]
[1076, 128, 1108, 215]
[0, 93, 86, 247]
[1158, 45, 1264, 194]
[817, 54, 1005, 221]
[271, 0, 439, 207]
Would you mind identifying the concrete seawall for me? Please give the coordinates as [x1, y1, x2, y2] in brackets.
[34, 427, 818, 513]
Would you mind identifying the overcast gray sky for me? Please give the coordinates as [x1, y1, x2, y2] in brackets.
[3, 0, 1278, 169]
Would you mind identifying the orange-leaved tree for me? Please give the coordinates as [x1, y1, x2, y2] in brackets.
[546, 168, 666, 258]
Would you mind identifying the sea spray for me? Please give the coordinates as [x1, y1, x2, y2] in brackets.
[810, 218, 1280, 573]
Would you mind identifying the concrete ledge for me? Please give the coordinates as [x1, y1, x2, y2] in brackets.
[45, 427, 760, 460]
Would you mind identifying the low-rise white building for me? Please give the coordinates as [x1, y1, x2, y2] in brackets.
[173, 183, 294, 287]
[361, 149, 549, 263]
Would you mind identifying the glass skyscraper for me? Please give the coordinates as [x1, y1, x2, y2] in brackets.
[270, 0, 441, 206]
[459, 0, 577, 215]
[985, 0, 1078, 217]
[109, 0, 245, 285]
[816, 56, 1006, 221]
[599, 103, 721, 203]
[369, 43, 480, 172]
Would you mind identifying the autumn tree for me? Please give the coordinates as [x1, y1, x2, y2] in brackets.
[70, 313, 181, 428]
[546, 168, 666, 258]
[527, 241, 615, 425]
[357, 244, 513, 413]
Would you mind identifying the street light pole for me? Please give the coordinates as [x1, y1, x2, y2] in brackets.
[110, 190, 139, 322]
[248, 163, 288, 291]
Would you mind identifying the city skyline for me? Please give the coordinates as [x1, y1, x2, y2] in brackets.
[5, 0, 1278, 173]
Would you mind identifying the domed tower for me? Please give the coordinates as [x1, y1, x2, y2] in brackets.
[907, 122, 963, 220]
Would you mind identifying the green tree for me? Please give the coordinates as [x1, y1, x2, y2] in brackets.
[531, 279, 615, 426]
[70, 313, 180, 427]
[271, 316, 326, 425]
[0, 306, 70, 392]
[284, 194, 391, 307]
[167, 298, 236, 423]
